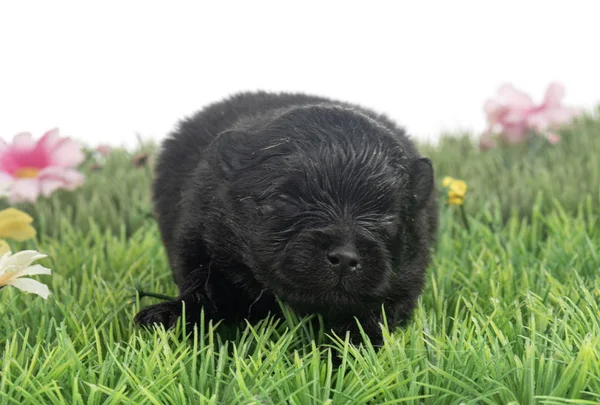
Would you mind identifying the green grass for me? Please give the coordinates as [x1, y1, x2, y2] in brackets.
[1, 109, 599, 404]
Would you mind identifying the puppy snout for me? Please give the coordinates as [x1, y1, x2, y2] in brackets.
[327, 245, 360, 274]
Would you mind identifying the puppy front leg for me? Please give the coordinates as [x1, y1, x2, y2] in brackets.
[134, 265, 217, 329]
[327, 310, 384, 347]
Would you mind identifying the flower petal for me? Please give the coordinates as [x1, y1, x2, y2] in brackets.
[442, 177, 454, 187]
[4, 250, 47, 269]
[47, 137, 85, 168]
[38, 167, 85, 194]
[527, 106, 579, 131]
[550, 107, 581, 124]
[0, 171, 14, 197]
[11, 132, 36, 150]
[0, 208, 33, 223]
[0, 208, 36, 241]
[497, 84, 534, 109]
[7, 277, 50, 299]
[543, 82, 565, 107]
[0, 240, 10, 256]
[526, 113, 551, 131]
[499, 123, 529, 144]
[39, 178, 65, 197]
[34, 128, 62, 155]
[484, 100, 507, 126]
[479, 131, 497, 151]
[448, 196, 464, 205]
[449, 180, 467, 196]
[501, 109, 529, 125]
[13, 264, 51, 277]
[9, 178, 41, 203]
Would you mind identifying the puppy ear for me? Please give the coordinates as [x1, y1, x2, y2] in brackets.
[212, 130, 248, 179]
[212, 129, 290, 180]
[409, 157, 434, 209]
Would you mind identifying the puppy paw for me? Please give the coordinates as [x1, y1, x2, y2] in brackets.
[134, 301, 182, 329]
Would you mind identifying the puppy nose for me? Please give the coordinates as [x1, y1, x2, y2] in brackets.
[327, 246, 360, 273]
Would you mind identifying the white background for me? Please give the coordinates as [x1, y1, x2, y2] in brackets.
[1, 0, 598, 149]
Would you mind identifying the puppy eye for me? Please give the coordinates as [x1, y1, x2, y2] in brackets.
[381, 218, 399, 238]
[274, 194, 302, 216]
[258, 195, 302, 217]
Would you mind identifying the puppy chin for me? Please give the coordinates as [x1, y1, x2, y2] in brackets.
[282, 288, 381, 317]
[266, 263, 393, 317]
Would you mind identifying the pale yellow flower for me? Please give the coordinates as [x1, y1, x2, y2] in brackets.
[0, 250, 51, 299]
[0, 208, 37, 254]
[0, 240, 9, 256]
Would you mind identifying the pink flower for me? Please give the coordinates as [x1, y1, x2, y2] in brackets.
[95, 144, 112, 157]
[479, 131, 497, 151]
[482, 82, 580, 148]
[546, 132, 561, 145]
[0, 129, 85, 203]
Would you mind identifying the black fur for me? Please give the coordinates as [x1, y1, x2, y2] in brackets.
[134, 91, 438, 343]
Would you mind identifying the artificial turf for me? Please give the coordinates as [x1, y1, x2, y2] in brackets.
[1, 109, 599, 404]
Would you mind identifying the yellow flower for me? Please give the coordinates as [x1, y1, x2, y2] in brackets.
[0, 208, 37, 254]
[0, 250, 51, 299]
[442, 177, 468, 206]
[442, 176, 454, 188]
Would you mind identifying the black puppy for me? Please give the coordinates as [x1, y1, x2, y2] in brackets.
[135, 91, 438, 343]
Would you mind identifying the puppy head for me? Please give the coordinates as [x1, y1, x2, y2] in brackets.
[210, 105, 434, 316]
